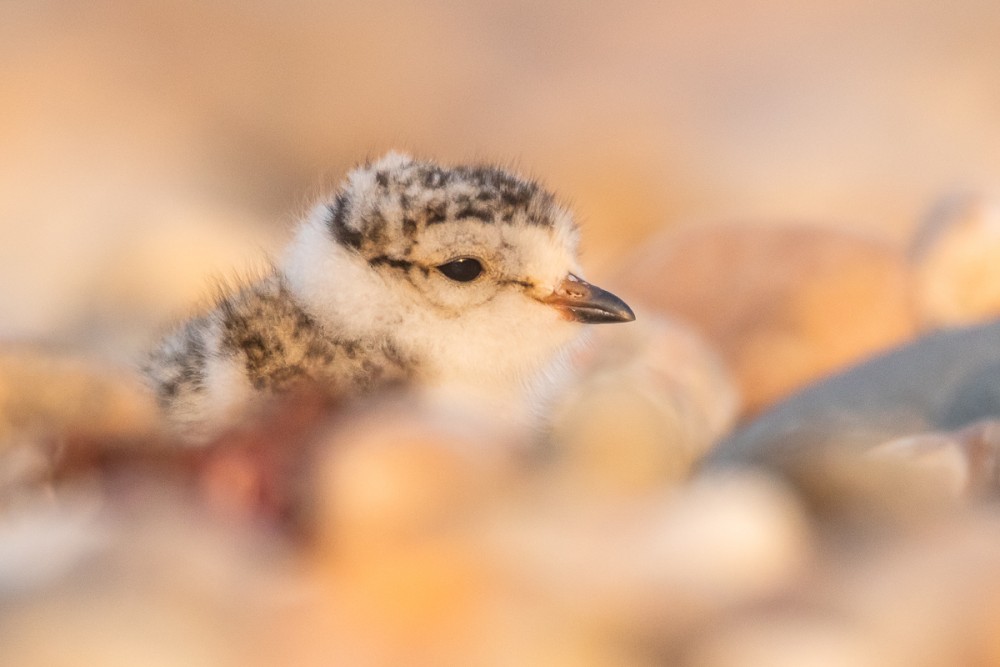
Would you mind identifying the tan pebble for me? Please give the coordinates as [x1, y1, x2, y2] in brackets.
[819, 517, 1000, 667]
[313, 537, 494, 664]
[682, 613, 889, 667]
[483, 471, 811, 638]
[613, 224, 918, 414]
[0, 499, 280, 667]
[0, 346, 159, 446]
[866, 419, 1000, 503]
[911, 194, 1000, 328]
[643, 472, 812, 606]
[549, 374, 704, 493]
[787, 428, 1000, 527]
[549, 316, 739, 493]
[468, 606, 662, 667]
[311, 399, 513, 552]
[0, 592, 246, 667]
[868, 432, 970, 499]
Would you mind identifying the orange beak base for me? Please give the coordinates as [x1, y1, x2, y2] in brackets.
[541, 274, 635, 324]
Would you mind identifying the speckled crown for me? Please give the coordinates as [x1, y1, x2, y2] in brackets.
[324, 152, 578, 258]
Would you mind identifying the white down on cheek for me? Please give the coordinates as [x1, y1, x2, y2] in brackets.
[402, 287, 584, 427]
[281, 208, 407, 338]
[399, 227, 586, 420]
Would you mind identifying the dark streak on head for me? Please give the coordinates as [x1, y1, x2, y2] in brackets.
[369, 255, 416, 272]
[328, 156, 567, 258]
[455, 205, 493, 223]
[364, 209, 388, 244]
[425, 202, 448, 225]
[328, 193, 362, 249]
[498, 278, 534, 290]
[500, 186, 534, 209]
[422, 168, 447, 189]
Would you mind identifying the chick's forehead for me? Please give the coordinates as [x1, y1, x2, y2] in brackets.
[328, 152, 580, 262]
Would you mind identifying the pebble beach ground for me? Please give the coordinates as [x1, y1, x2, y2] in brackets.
[4, 2, 1000, 664]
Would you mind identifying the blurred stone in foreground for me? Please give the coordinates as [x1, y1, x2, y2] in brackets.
[0, 346, 159, 507]
[682, 610, 887, 667]
[870, 419, 1000, 501]
[678, 461, 1000, 667]
[613, 224, 918, 415]
[0, 488, 282, 667]
[5, 331, 1000, 666]
[704, 319, 1000, 471]
[547, 315, 739, 493]
[297, 438, 810, 666]
[0, 346, 157, 445]
[309, 400, 517, 553]
[911, 193, 1000, 328]
[3, 382, 1000, 666]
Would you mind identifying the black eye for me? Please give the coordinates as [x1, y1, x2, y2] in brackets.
[437, 258, 484, 282]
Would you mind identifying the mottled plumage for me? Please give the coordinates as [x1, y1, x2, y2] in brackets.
[145, 152, 633, 441]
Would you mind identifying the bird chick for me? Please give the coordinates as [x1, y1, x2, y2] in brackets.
[145, 152, 634, 441]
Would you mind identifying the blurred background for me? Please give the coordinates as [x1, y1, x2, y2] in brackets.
[4, 0, 1000, 364]
[7, 4, 1000, 665]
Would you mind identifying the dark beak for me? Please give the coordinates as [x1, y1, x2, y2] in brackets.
[541, 274, 635, 324]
